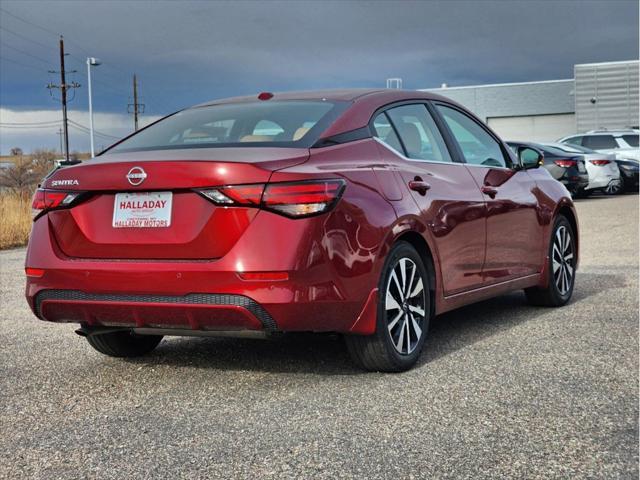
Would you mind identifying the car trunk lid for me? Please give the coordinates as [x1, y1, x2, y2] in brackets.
[42, 148, 308, 260]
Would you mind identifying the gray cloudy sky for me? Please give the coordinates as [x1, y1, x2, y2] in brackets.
[0, 0, 638, 154]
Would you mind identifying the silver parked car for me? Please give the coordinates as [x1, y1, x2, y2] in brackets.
[542, 143, 622, 196]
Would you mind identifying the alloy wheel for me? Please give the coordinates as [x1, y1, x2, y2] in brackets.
[605, 181, 622, 195]
[552, 225, 574, 296]
[384, 257, 426, 355]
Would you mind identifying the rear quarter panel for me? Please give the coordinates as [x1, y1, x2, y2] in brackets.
[525, 167, 579, 274]
[268, 139, 398, 321]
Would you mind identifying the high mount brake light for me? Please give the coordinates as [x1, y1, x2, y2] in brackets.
[554, 159, 578, 168]
[31, 189, 83, 218]
[590, 160, 611, 166]
[197, 179, 346, 218]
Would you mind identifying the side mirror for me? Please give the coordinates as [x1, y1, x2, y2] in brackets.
[518, 147, 544, 170]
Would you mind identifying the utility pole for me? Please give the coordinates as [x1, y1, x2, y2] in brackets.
[47, 36, 80, 162]
[128, 74, 145, 131]
[133, 74, 138, 131]
[57, 128, 64, 156]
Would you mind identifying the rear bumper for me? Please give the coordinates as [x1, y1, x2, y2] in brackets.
[25, 206, 385, 334]
[560, 176, 589, 191]
[586, 172, 621, 191]
[621, 171, 639, 190]
[34, 290, 276, 331]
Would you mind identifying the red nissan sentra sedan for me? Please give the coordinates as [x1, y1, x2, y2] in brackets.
[25, 89, 578, 371]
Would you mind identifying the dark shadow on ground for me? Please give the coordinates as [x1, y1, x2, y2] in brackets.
[121, 271, 625, 374]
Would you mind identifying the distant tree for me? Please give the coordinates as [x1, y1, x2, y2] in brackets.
[69, 151, 80, 161]
[0, 158, 38, 193]
[9, 147, 23, 157]
[31, 148, 58, 179]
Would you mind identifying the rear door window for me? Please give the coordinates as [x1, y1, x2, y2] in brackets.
[372, 113, 403, 152]
[564, 136, 584, 146]
[583, 135, 618, 149]
[622, 135, 639, 147]
[384, 104, 452, 162]
[436, 105, 507, 168]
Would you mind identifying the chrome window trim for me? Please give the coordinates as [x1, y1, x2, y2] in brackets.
[373, 137, 514, 171]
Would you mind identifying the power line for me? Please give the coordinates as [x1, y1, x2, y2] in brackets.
[0, 118, 123, 141]
[0, 25, 58, 52]
[1, 42, 55, 66]
[0, 6, 174, 115]
[0, 55, 44, 72]
[0, 7, 70, 46]
[0, 120, 61, 126]
[0, 123, 61, 129]
[68, 119, 122, 138]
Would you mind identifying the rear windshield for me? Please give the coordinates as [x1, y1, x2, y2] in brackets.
[547, 143, 596, 154]
[107, 100, 346, 153]
[536, 144, 577, 157]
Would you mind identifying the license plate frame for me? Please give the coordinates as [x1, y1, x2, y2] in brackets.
[112, 191, 173, 228]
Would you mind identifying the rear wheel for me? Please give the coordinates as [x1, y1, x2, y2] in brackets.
[86, 330, 163, 357]
[525, 215, 576, 307]
[604, 180, 623, 195]
[345, 241, 430, 372]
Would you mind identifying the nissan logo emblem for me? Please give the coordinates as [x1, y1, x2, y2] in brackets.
[126, 166, 147, 186]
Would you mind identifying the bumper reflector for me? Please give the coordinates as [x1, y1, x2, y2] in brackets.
[238, 272, 289, 281]
[25, 268, 45, 278]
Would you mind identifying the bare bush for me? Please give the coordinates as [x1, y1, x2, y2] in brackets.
[31, 148, 58, 179]
[0, 158, 38, 193]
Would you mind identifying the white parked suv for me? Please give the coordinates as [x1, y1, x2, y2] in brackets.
[558, 130, 640, 161]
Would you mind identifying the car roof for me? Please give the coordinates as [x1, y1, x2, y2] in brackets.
[191, 89, 462, 139]
[194, 88, 452, 107]
[586, 129, 639, 134]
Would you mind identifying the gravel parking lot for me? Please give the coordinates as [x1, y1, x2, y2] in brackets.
[1, 193, 638, 479]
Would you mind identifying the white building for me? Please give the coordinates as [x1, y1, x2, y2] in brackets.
[423, 60, 639, 142]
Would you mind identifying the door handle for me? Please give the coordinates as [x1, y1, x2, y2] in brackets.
[481, 185, 498, 198]
[408, 178, 431, 195]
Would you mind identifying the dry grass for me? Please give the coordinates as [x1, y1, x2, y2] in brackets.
[0, 191, 33, 249]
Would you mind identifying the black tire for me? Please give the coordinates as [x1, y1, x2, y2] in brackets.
[86, 330, 163, 357]
[345, 241, 430, 372]
[525, 215, 576, 307]
[573, 188, 591, 199]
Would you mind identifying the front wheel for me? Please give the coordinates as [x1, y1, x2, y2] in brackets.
[86, 330, 163, 357]
[525, 215, 576, 307]
[345, 241, 430, 372]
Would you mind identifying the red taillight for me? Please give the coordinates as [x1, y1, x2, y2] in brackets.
[590, 160, 611, 166]
[196, 179, 346, 218]
[31, 189, 82, 218]
[197, 184, 264, 206]
[262, 180, 345, 218]
[554, 159, 578, 168]
[25, 267, 45, 278]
